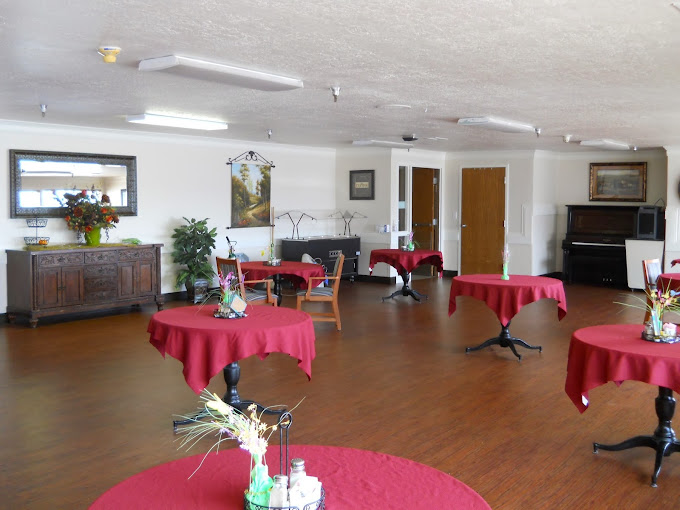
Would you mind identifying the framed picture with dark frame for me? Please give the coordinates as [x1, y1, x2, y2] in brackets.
[589, 162, 647, 202]
[349, 169, 374, 200]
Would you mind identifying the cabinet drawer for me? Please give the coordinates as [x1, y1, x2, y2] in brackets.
[119, 249, 155, 261]
[37, 252, 84, 267]
[84, 251, 118, 264]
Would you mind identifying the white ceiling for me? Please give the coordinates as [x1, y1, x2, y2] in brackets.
[1, 0, 680, 153]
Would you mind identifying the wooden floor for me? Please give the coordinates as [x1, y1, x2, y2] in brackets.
[2, 277, 680, 509]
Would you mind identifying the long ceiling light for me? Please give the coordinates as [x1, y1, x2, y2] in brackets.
[457, 116, 539, 134]
[352, 140, 414, 148]
[138, 55, 303, 91]
[579, 139, 630, 150]
[126, 113, 228, 131]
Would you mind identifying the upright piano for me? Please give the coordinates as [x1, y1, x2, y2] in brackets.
[562, 205, 663, 287]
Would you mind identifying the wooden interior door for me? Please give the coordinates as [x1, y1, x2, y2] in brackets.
[412, 167, 439, 275]
[460, 167, 505, 275]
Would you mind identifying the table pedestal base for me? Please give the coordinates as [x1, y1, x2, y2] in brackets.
[593, 386, 680, 487]
[465, 321, 542, 361]
[382, 271, 427, 302]
[173, 362, 284, 431]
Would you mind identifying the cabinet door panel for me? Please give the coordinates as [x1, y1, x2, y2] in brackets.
[37, 268, 61, 308]
[118, 262, 136, 298]
[62, 267, 84, 306]
[138, 260, 155, 296]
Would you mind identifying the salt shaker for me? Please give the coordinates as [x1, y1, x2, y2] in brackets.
[269, 474, 289, 509]
[289, 458, 306, 489]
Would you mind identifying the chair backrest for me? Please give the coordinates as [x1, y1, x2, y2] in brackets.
[215, 257, 246, 296]
[330, 254, 345, 290]
[643, 258, 662, 291]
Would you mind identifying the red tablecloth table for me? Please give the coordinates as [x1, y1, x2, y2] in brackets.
[449, 274, 567, 360]
[241, 261, 326, 305]
[369, 248, 443, 301]
[565, 324, 680, 486]
[658, 272, 680, 292]
[148, 305, 315, 418]
[89, 445, 491, 510]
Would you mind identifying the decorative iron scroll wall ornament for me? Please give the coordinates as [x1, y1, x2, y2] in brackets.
[227, 151, 274, 228]
[227, 151, 275, 167]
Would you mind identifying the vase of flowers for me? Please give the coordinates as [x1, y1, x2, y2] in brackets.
[616, 283, 680, 341]
[57, 189, 119, 245]
[501, 244, 510, 280]
[214, 270, 242, 318]
[175, 390, 281, 507]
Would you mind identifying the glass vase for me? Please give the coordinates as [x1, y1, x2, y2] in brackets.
[245, 453, 273, 508]
[501, 262, 509, 280]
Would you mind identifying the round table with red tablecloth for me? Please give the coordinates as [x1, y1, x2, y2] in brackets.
[89, 445, 491, 510]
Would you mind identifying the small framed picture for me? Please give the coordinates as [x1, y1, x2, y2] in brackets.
[349, 170, 375, 200]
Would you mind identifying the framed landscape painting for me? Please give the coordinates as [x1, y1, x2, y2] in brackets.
[589, 162, 647, 202]
[231, 162, 271, 228]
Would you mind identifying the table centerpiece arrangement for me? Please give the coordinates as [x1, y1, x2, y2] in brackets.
[56, 189, 119, 246]
[175, 390, 324, 509]
[501, 244, 510, 280]
[210, 269, 247, 319]
[616, 283, 680, 343]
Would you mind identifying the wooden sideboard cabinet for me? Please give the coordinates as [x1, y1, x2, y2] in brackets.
[6, 244, 164, 327]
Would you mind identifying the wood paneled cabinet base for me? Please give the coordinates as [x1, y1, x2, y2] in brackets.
[6, 244, 164, 327]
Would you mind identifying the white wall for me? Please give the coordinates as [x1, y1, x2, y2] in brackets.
[335, 148, 393, 277]
[0, 121, 336, 311]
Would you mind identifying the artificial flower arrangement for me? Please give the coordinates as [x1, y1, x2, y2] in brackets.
[56, 189, 119, 239]
[206, 269, 247, 318]
[402, 231, 419, 251]
[501, 244, 510, 280]
[175, 390, 284, 507]
[616, 283, 680, 339]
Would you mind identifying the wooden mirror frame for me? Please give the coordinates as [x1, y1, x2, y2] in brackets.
[9, 149, 138, 218]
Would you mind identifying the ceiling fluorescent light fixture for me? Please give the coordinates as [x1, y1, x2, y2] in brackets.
[352, 140, 414, 148]
[138, 55, 303, 91]
[457, 116, 537, 133]
[126, 113, 228, 131]
[579, 139, 630, 150]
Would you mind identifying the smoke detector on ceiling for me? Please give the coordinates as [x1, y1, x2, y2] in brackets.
[98, 46, 121, 63]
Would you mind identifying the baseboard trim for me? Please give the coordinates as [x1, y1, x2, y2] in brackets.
[355, 274, 396, 285]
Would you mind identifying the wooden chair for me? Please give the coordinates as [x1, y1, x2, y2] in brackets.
[215, 257, 277, 307]
[643, 258, 662, 323]
[296, 254, 344, 330]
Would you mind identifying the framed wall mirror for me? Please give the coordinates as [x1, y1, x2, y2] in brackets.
[9, 150, 138, 218]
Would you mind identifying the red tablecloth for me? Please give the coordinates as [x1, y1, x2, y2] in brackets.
[448, 274, 567, 325]
[241, 261, 326, 289]
[148, 305, 316, 394]
[89, 444, 491, 510]
[565, 324, 680, 413]
[369, 248, 444, 276]
[658, 272, 680, 292]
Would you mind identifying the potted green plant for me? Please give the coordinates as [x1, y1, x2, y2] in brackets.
[171, 217, 217, 302]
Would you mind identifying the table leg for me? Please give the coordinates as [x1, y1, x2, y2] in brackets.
[273, 274, 283, 306]
[593, 386, 680, 487]
[381, 271, 427, 302]
[172, 362, 284, 431]
[464, 321, 542, 361]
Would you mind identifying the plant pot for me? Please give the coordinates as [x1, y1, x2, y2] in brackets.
[186, 278, 210, 303]
[84, 226, 102, 247]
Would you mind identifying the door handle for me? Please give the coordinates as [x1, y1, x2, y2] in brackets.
[461, 224, 467, 228]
